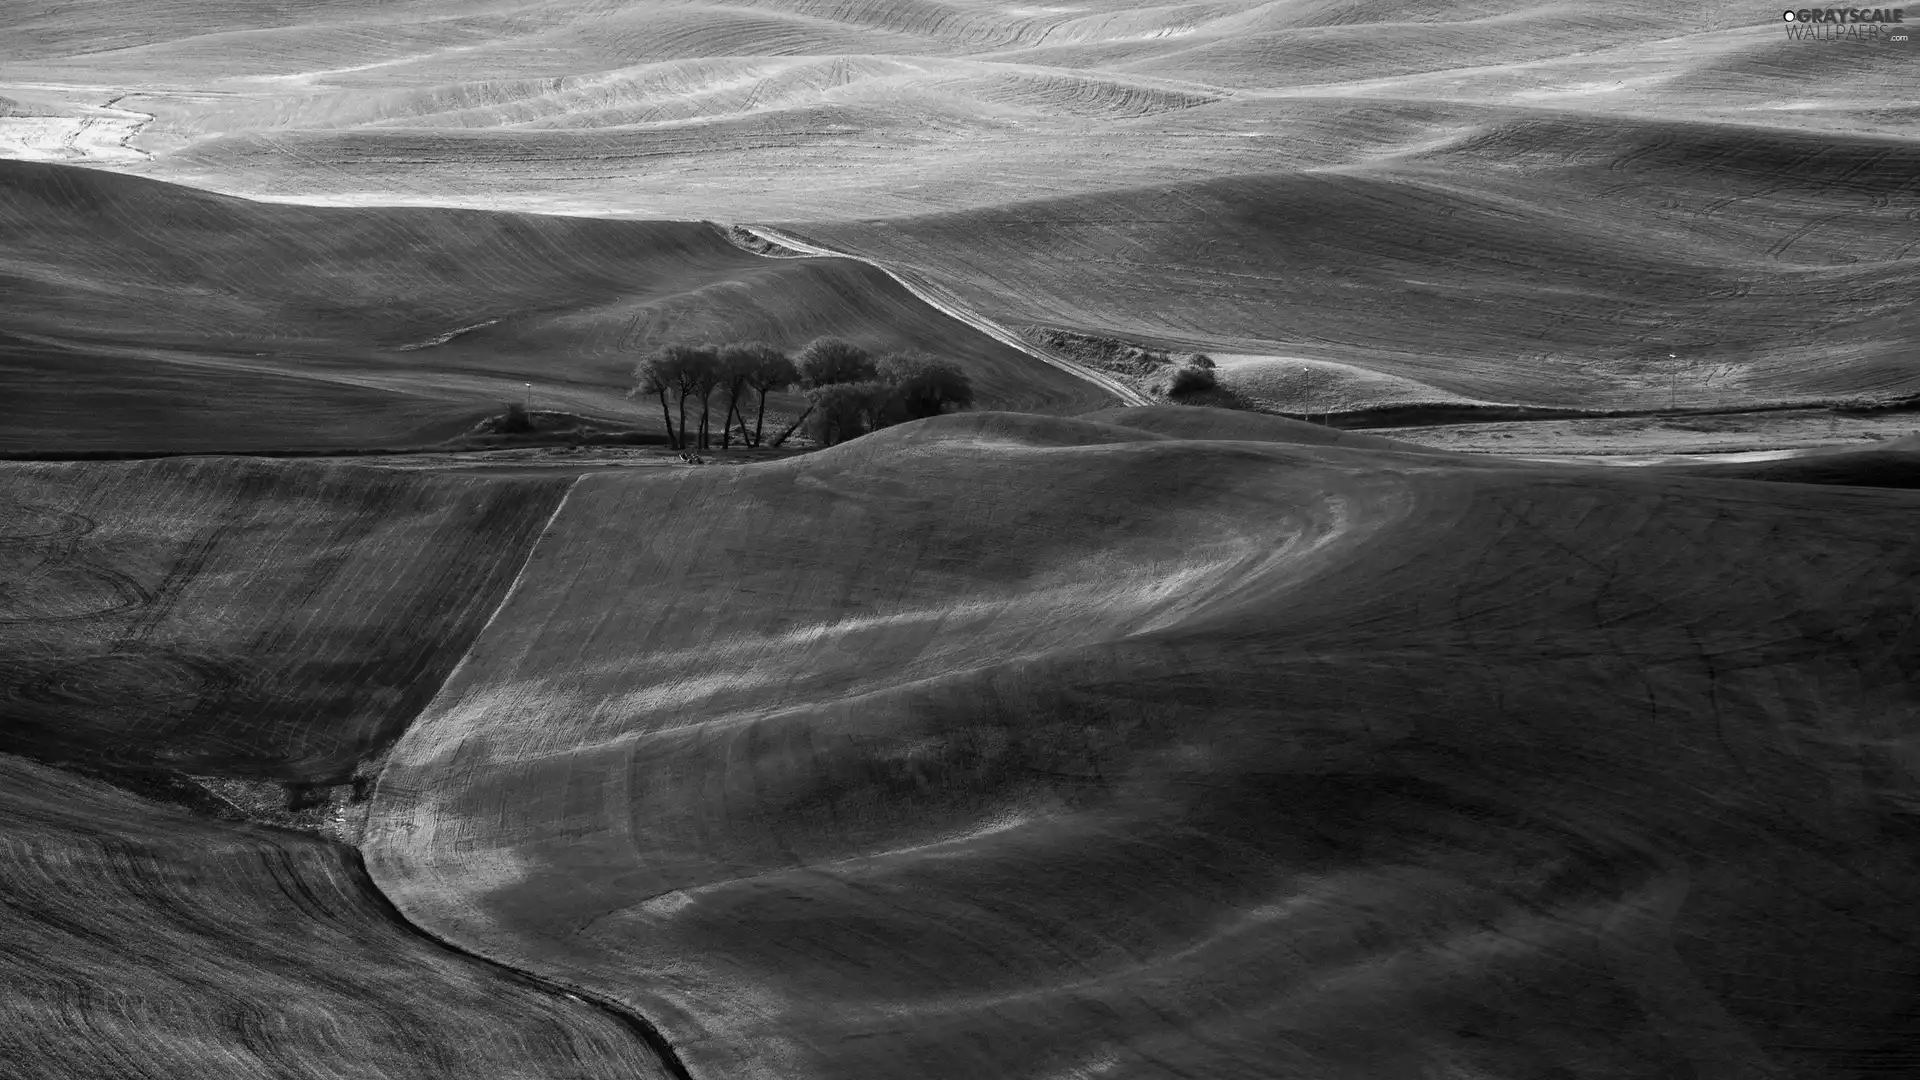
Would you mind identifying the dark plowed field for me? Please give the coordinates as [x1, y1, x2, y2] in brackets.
[368, 415, 1920, 1080]
[0, 456, 567, 780]
[0, 753, 671, 1080]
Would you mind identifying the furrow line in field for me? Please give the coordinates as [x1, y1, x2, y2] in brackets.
[733, 224, 1154, 407]
[429, 475, 578, 694]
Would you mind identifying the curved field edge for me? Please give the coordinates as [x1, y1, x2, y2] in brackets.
[365, 417, 1920, 1080]
[0, 751, 673, 1079]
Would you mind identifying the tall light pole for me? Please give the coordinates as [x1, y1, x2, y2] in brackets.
[1668, 354, 1677, 410]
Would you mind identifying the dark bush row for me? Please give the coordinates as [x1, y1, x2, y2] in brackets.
[631, 338, 974, 450]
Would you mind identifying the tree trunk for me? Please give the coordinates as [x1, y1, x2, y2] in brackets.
[698, 389, 712, 450]
[752, 385, 770, 448]
[724, 394, 746, 449]
[676, 388, 689, 451]
[721, 379, 744, 448]
[770, 404, 813, 448]
[655, 388, 675, 449]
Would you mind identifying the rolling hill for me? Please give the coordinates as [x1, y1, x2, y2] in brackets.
[365, 414, 1920, 1080]
[0, 160, 1114, 451]
[785, 114, 1920, 416]
[6, 3, 1914, 421]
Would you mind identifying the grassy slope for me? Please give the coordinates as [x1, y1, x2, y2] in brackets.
[0, 161, 1111, 452]
[368, 414, 1920, 1080]
[0, 456, 568, 781]
[0, 752, 671, 1080]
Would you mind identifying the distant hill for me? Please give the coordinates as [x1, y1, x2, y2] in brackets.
[0, 161, 1114, 452]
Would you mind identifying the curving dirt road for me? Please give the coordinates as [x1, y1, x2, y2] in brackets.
[734, 224, 1154, 407]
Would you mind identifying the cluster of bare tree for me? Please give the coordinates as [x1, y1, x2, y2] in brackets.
[630, 337, 975, 450]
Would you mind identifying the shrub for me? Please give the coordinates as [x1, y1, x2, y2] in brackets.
[878, 352, 974, 420]
[1168, 365, 1217, 396]
[498, 402, 534, 434]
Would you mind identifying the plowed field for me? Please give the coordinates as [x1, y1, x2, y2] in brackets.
[367, 415, 1920, 1080]
[0, 456, 567, 779]
[0, 753, 672, 1080]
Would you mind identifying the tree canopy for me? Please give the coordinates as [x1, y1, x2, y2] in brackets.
[878, 352, 975, 420]
[796, 337, 878, 388]
[632, 337, 974, 450]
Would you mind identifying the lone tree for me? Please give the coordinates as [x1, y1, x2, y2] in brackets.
[878, 352, 974, 420]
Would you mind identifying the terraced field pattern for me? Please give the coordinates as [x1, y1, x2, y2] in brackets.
[4, 2, 1919, 1079]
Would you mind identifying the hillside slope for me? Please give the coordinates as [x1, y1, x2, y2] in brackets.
[0, 161, 1113, 451]
[368, 415, 1920, 1080]
[791, 115, 1920, 414]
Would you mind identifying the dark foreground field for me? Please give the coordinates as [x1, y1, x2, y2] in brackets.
[372, 411, 1920, 1080]
[0, 754, 674, 1080]
[3, 407, 1918, 1078]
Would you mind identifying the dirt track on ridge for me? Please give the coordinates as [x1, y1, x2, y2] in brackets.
[737, 224, 1152, 407]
